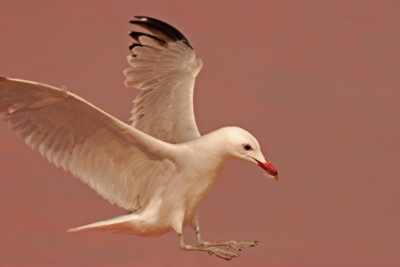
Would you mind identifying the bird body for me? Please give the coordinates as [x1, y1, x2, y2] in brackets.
[67, 127, 243, 236]
[0, 16, 279, 260]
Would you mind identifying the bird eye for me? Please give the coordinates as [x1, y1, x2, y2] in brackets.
[243, 144, 252, 151]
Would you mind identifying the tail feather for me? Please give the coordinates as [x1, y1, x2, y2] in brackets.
[67, 214, 137, 233]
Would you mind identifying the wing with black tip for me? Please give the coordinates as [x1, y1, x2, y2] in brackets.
[124, 16, 203, 144]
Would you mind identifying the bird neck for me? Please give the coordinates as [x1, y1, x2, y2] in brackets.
[184, 129, 231, 165]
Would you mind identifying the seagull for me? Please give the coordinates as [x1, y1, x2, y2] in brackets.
[0, 16, 279, 260]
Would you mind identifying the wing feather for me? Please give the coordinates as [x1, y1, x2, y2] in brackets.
[125, 16, 203, 144]
[0, 78, 176, 211]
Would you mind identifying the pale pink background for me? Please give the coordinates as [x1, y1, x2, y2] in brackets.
[0, 1, 399, 266]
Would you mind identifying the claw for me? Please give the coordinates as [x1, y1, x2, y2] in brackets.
[226, 241, 259, 251]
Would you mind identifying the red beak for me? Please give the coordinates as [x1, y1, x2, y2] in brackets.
[253, 158, 279, 181]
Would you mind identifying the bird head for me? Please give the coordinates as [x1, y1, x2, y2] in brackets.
[223, 127, 279, 181]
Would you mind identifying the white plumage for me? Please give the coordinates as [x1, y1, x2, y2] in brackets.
[126, 37, 202, 143]
[0, 16, 278, 260]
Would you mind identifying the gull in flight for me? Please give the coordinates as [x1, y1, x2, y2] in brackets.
[0, 16, 279, 260]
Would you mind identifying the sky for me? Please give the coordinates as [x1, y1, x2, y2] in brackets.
[0, 0, 399, 266]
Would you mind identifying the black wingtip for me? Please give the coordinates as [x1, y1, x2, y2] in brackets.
[129, 16, 193, 49]
[128, 43, 142, 51]
[129, 31, 166, 45]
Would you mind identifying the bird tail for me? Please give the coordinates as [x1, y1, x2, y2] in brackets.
[67, 213, 137, 233]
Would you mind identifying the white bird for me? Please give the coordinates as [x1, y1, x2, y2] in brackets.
[0, 16, 279, 260]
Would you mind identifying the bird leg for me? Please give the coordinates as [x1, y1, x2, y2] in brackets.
[178, 233, 238, 261]
[195, 227, 258, 251]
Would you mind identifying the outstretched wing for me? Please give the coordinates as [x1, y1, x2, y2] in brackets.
[125, 16, 203, 144]
[0, 78, 176, 211]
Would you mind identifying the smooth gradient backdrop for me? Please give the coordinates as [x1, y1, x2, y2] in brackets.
[0, 1, 399, 266]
